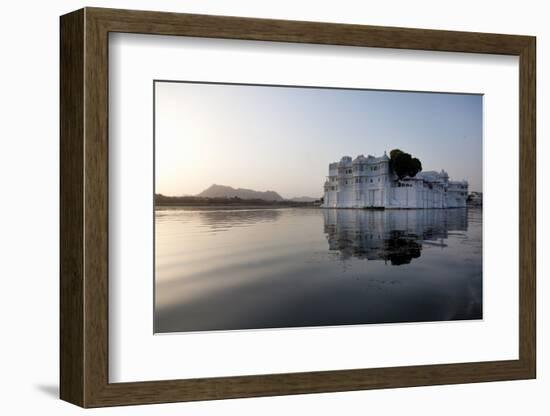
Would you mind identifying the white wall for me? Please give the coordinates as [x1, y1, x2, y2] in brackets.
[0, 0, 546, 414]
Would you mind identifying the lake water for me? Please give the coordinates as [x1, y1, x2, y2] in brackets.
[155, 207, 482, 333]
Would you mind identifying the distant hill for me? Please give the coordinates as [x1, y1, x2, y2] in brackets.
[289, 196, 319, 202]
[197, 184, 284, 201]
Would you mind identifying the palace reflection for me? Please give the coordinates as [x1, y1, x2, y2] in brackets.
[323, 208, 468, 265]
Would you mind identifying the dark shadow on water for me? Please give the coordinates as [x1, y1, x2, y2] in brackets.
[323, 208, 468, 264]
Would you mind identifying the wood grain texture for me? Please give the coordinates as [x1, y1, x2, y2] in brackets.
[59, 8, 84, 407]
[518, 38, 536, 375]
[83, 10, 110, 406]
[59, 7, 537, 408]
[88, 7, 532, 54]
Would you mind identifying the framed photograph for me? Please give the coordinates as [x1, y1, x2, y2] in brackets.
[60, 7, 536, 407]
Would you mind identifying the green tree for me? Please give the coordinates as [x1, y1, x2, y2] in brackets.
[389, 149, 423, 179]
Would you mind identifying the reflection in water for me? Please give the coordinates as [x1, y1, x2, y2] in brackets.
[198, 209, 282, 233]
[155, 207, 482, 333]
[156, 208, 281, 234]
[323, 209, 467, 265]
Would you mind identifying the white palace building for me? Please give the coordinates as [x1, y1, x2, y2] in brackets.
[322, 152, 468, 209]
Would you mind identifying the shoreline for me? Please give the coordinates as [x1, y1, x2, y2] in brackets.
[155, 204, 480, 211]
[155, 204, 320, 211]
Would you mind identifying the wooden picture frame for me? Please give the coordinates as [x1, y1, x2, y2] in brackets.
[60, 7, 536, 408]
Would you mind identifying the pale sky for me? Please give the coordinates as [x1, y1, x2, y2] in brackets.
[155, 81, 482, 198]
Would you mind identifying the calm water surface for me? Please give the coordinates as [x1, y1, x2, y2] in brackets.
[155, 207, 482, 333]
